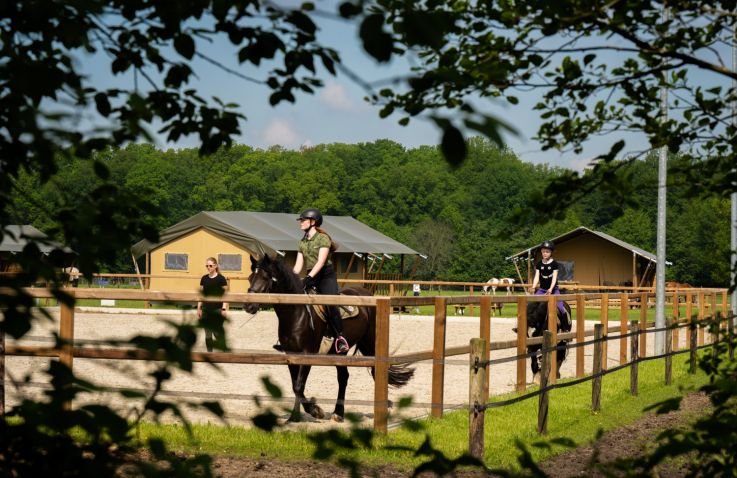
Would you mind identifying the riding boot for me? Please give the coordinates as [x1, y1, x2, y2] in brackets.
[328, 308, 349, 353]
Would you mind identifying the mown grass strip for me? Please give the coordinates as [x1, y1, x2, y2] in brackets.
[136, 354, 709, 471]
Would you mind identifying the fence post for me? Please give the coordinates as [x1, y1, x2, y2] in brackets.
[469, 285, 475, 316]
[728, 312, 735, 361]
[59, 300, 75, 411]
[592, 324, 603, 412]
[665, 317, 672, 386]
[630, 320, 639, 396]
[469, 338, 487, 462]
[711, 293, 718, 348]
[516, 296, 528, 391]
[639, 292, 648, 357]
[0, 324, 4, 416]
[672, 291, 680, 351]
[689, 320, 698, 375]
[600, 293, 608, 371]
[619, 293, 628, 365]
[576, 294, 585, 378]
[685, 292, 693, 347]
[479, 295, 491, 402]
[698, 291, 705, 345]
[431, 296, 448, 418]
[712, 312, 721, 362]
[373, 298, 391, 433]
[547, 295, 558, 384]
[537, 330, 553, 435]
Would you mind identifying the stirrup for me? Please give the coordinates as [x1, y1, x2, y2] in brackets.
[335, 336, 349, 354]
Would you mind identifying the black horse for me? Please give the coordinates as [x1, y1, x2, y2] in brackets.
[520, 300, 573, 384]
[245, 254, 414, 422]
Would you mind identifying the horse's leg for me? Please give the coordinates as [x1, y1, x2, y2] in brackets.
[287, 364, 303, 421]
[296, 364, 325, 420]
[332, 365, 349, 422]
[529, 344, 541, 385]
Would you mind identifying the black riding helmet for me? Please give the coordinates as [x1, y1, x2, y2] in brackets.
[297, 208, 323, 227]
[540, 240, 555, 251]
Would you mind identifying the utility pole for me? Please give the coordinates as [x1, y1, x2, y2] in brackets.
[729, 19, 737, 317]
[654, 8, 670, 354]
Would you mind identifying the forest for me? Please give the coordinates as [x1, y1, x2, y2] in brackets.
[8, 137, 731, 286]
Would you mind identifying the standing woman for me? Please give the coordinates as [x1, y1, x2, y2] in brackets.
[198, 257, 228, 352]
[294, 208, 350, 353]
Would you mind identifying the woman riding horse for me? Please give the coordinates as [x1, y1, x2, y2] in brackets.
[246, 254, 414, 422]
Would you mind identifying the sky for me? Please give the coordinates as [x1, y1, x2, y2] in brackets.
[76, 3, 664, 172]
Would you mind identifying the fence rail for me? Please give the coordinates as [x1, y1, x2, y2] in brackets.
[0, 286, 732, 434]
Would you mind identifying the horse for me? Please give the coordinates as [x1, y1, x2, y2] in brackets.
[245, 254, 414, 422]
[518, 300, 572, 384]
[482, 277, 515, 295]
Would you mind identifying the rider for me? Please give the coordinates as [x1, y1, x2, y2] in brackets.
[293, 208, 350, 354]
[530, 240, 567, 316]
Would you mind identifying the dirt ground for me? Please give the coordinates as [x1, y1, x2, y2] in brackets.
[6, 306, 701, 477]
[6, 306, 623, 428]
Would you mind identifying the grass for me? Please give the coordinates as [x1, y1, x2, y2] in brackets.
[134, 354, 709, 471]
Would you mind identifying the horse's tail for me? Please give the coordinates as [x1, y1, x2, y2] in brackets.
[369, 363, 415, 388]
[388, 363, 414, 388]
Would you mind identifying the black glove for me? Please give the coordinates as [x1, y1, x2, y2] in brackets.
[303, 275, 317, 290]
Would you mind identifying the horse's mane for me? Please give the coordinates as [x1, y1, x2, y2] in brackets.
[267, 256, 304, 293]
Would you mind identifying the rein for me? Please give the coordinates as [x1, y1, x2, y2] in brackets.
[253, 266, 315, 331]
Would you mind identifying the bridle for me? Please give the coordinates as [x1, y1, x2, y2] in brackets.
[247, 264, 316, 330]
[247, 266, 278, 294]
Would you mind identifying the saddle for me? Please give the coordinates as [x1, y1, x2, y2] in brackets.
[312, 303, 360, 322]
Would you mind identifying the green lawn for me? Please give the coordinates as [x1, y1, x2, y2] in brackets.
[135, 355, 709, 472]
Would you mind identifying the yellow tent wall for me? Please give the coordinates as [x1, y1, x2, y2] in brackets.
[149, 228, 365, 294]
[149, 228, 252, 293]
[555, 234, 634, 286]
[530, 233, 650, 287]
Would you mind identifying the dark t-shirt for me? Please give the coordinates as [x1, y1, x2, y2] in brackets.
[200, 273, 228, 309]
[535, 259, 559, 291]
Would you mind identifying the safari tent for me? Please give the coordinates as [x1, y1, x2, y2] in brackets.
[507, 226, 664, 288]
[131, 211, 420, 292]
[1, 225, 72, 272]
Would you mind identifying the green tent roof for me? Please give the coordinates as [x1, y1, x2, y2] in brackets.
[131, 211, 419, 258]
[1, 225, 71, 254]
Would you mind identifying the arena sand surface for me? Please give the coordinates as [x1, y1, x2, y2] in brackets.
[5, 306, 663, 430]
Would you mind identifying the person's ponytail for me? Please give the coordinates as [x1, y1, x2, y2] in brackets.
[315, 227, 337, 253]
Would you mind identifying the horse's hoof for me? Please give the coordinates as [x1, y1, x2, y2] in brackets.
[331, 414, 344, 423]
[310, 405, 325, 420]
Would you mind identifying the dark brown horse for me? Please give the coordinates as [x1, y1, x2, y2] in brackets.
[519, 300, 572, 384]
[245, 254, 414, 422]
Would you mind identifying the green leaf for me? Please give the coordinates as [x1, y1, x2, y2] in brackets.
[94, 93, 111, 117]
[360, 14, 393, 62]
[174, 34, 195, 60]
[440, 124, 467, 166]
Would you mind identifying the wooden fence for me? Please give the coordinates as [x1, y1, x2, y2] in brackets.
[0, 287, 731, 434]
[466, 300, 735, 463]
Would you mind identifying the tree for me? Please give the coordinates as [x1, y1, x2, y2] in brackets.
[410, 219, 457, 281]
[339, 1, 736, 225]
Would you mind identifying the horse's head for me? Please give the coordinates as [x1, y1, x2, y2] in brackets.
[245, 255, 277, 313]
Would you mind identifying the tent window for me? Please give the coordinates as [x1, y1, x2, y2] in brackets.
[337, 254, 359, 273]
[558, 261, 574, 281]
[164, 253, 188, 271]
[218, 254, 242, 271]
